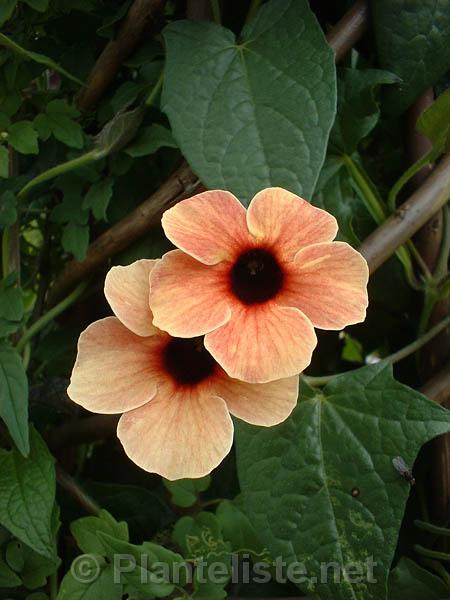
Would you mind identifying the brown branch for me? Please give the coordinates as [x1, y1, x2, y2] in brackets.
[420, 360, 450, 406]
[358, 152, 450, 274]
[46, 162, 202, 306]
[77, 0, 166, 112]
[326, 0, 369, 62]
[49, 414, 119, 450]
[56, 464, 101, 515]
[47, 1, 369, 305]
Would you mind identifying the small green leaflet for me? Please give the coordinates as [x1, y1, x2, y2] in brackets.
[34, 100, 84, 149]
[8, 121, 39, 155]
[163, 475, 211, 508]
[236, 363, 450, 600]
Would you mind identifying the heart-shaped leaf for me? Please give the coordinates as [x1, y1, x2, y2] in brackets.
[236, 363, 450, 600]
[162, 0, 336, 205]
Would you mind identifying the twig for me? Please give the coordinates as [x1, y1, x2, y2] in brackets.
[326, 0, 369, 63]
[77, 0, 166, 111]
[46, 162, 201, 306]
[359, 152, 450, 274]
[420, 360, 450, 406]
[305, 313, 450, 387]
[56, 465, 100, 515]
[48, 414, 119, 450]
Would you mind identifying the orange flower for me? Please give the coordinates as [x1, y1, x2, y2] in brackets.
[67, 260, 298, 480]
[149, 188, 369, 384]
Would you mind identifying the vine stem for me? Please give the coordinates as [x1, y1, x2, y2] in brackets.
[17, 149, 100, 202]
[342, 154, 418, 286]
[15, 281, 87, 353]
[56, 465, 100, 515]
[414, 520, 450, 537]
[210, 0, 221, 24]
[245, 0, 262, 25]
[342, 154, 386, 223]
[414, 544, 450, 563]
[388, 150, 434, 212]
[304, 313, 450, 387]
[1, 226, 10, 278]
[145, 69, 164, 106]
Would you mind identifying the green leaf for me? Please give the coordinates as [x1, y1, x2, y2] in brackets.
[22, 0, 49, 11]
[125, 124, 177, 158]
[83, 178, 114, 221]
[21, 543, 60, 590]
[0, 190, 17, 228]
[341, 332, 364, 363]
[0, 429, 56, 558]
[0, 34, 85, 87]
[20, 505, 61, 589]
[416, 87, 450, 159]
[110, 81, 144, 113]
[71, 510, 129, 555]
[330, 69, 399, 154]
[96, 532, 181, 598]
[216, 499, 266, 556]
[162, 0, 336, 205]
[57, 561, 122, 600]
[62, 223, 89, 262]
[172, 513, 231, 598]
[0, 342, 29, 456]
[42, 100, 83, 149]
[6, 539, 25, 572]
[313, 157, 373, 245]
[372, 1, 450, 114]
[0, 145, 9, 178]
[388, 558, 449, 599]
[8, 121, 39, 154]
[0, 0, 16, 26]
[236, 364, 450, 600]
[0, 558, 21, 587]
[163, 475, 211, 508]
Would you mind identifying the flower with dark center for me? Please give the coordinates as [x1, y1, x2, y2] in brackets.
[68, 260, 298, 480]
[149, 187, 369, 384]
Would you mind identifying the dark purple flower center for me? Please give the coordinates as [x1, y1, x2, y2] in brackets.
[163, 337, 216, 386]
[230, 248, 284, 305]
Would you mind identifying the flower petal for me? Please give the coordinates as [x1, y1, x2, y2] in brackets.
[205, 304, 317, 383]
[150, 250, 232, 337]
[282, 242, 369, 329]
[105, 259, 157, 337]
[246, 187, 338, 260]
[162, 190, 249, 265]
[215, 372, 299, 426]
[68, 317, 161, 414]
[117, 386, 233, 480]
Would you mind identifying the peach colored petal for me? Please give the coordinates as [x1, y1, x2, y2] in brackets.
[117, 385, 233, 480]
[246, 187, 338, 260]
[150, 250, 232, 337]
[161, 190, 249, 265]
[281, 242, 369, 330]
[205, 304, 317, 383]
[214, 372, 299, 426]
[68, 317, 161, 414]
[104, 259, 157, 337]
